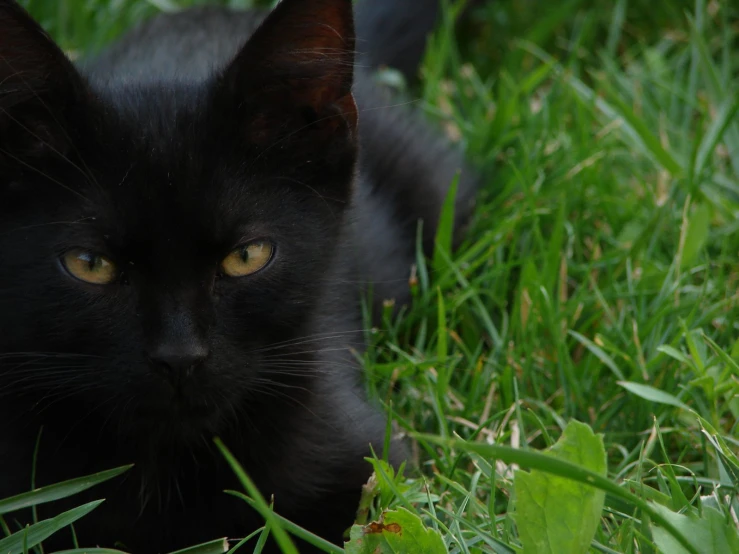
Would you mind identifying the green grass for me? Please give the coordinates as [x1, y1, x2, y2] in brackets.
[11, 0, 739, 552]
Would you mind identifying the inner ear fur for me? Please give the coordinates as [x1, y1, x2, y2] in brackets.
[0, 1, 89, 162]
[216, 0, 358, 140]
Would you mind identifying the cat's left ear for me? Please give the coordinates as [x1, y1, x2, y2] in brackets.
[0, 1, 89, 164]
[216, 0, 357, 144]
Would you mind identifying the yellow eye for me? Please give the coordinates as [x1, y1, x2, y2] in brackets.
[221, 241, 274, 277]
[62, 250, 118, 285]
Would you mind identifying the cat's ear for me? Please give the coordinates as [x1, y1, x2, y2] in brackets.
[0, 1, 89, 163]
[216, 0, 357, 144]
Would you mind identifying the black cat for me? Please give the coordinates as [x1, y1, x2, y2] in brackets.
[0, 0, 477, 552]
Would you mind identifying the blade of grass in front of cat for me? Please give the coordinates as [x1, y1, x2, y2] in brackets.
[0, 466, 132, 515]
[224, 492, 342, 554]
[0, 500, 104, 554]
[213, 439, 298, 554]
[165, 537, 229, 554]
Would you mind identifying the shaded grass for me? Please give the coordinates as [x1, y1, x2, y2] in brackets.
[14, 0, 739, 552]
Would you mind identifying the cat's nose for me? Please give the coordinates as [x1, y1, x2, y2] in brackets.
[148, 342, 209, 379]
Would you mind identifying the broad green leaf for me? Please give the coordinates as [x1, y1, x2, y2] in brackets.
[650, 504, 739, 554]
[0, 465, 131, 515]
[416, 433, 700, 554]
[681, 203, 711, 269]
[618, 381, 691, 411]
[345, 508, 446, 554]
[514, 420, 607, 554]
[0, 500, 104, 554]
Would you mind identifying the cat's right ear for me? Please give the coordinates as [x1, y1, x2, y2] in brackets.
[214, 0, 357, 149]
[0, 1, 89, 164]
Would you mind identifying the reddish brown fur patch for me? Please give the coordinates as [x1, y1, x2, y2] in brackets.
[219, 0, 357, 137]
[0, 1, 80, 98]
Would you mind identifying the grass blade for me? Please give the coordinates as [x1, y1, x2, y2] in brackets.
[213, 439, 298, 554]
[694, 97, 739, 179]
[433, 173, 459, 274]
[618, 382, 690, 411]
[166, 538, 229, 554]
[54, 548, 126, 554]
[567, 74, 683, 175]
[0, 500, 104, 554]
[568, 331, 625, 380]
[225, 492, 343, 554]
[0, 466, 132, 516]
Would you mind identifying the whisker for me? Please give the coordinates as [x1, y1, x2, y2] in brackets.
[0, 352, 104, 359]
[0, 119, 94, 199]
[245, 329, 366, 355]
[0, 63, 104, 193]
[248, 383, 319, 419]
[261, 347, 353, 358]
[0, 217, 97, 236]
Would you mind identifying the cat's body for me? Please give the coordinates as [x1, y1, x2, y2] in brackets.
[0, 1, 476, 552]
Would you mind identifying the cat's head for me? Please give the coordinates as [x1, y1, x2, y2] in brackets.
[0, 0, 358, 444]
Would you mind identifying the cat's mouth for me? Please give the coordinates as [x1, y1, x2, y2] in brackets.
[173, 395, 217, 417]
[137, 377, 222, 426]
[138, 396, 217, 420]
[169, 386, 219, 419]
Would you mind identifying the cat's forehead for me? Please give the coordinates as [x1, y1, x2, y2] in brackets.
[97, 82, 209, 158]
[87, 86, 222, 197]
[66, 99, 262, 252]
[82, 162, 261, 244]
[50, 77, 349, 255]
[63, 175, 278, 278]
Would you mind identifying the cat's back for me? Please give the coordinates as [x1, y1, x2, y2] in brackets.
[82, 7, 264, 82]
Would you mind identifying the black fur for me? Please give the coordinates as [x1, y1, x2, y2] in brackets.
[355, 0, 442, 78]
[0, 0, 477, 552]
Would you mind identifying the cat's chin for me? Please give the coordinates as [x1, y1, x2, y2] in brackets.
[127, 388, 230, 444]
[147, 397, 218, 420]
